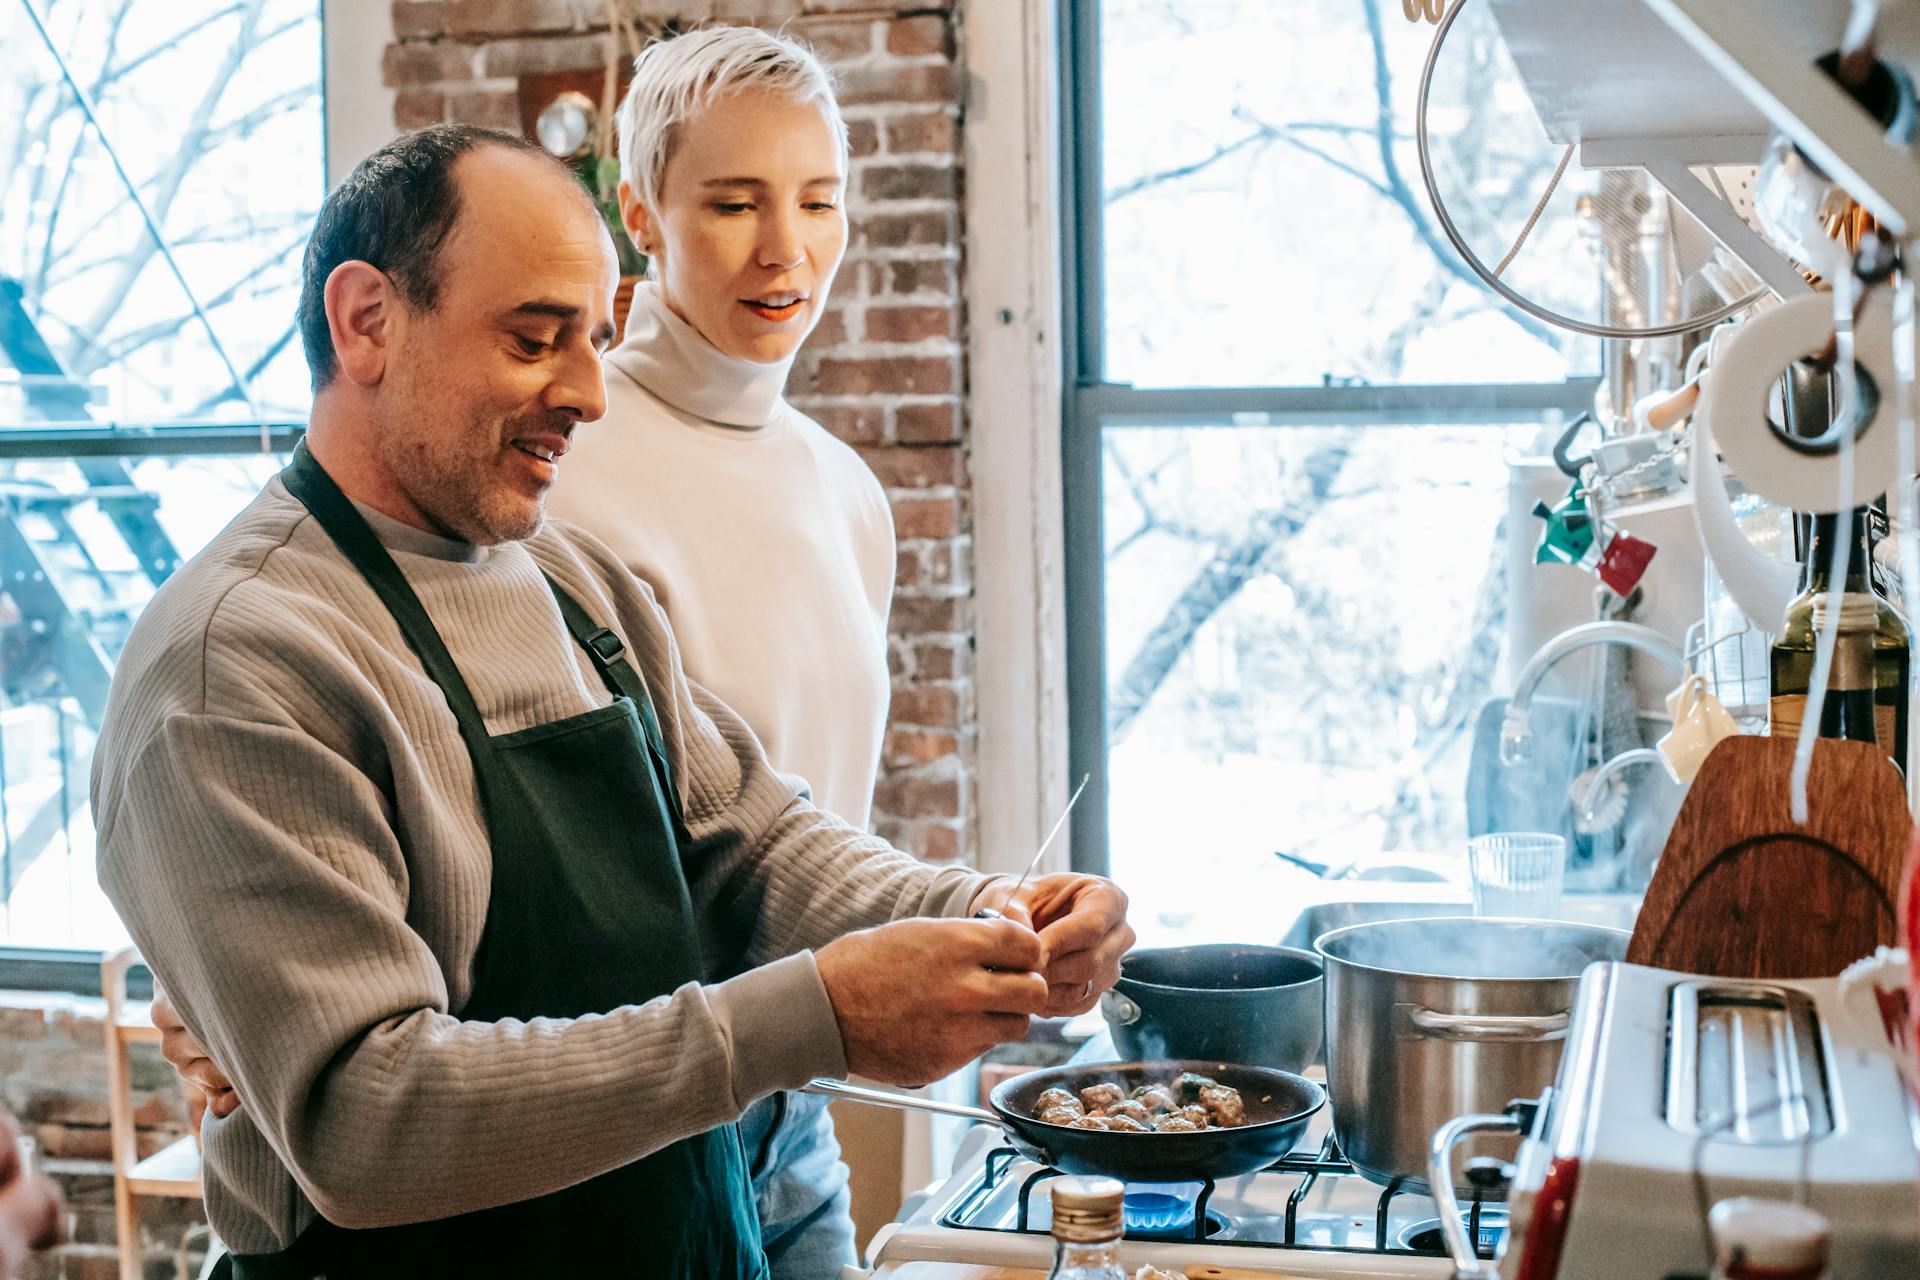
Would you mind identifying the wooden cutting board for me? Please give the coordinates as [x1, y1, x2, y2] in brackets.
[1628, 734, 1910, 978]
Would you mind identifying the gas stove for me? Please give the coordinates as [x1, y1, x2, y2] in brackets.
[866, 1101, 1499, 1277]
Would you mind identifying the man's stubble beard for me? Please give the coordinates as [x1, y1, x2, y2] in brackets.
[376, 412, 545, 546]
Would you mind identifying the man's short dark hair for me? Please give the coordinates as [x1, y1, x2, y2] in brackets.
[297, 125, 581, 390]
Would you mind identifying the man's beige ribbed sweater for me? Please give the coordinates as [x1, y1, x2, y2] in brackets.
[91, 476, 990, 1253]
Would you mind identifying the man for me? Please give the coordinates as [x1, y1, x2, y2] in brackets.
[92, 124, 1131, 1277]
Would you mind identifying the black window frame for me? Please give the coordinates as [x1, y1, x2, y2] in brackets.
[0, 0, 326, 994]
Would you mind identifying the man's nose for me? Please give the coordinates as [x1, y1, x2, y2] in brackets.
[546, 345, 607, 423]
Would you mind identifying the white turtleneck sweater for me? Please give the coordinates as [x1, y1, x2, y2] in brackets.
[547, 282, 894, 828]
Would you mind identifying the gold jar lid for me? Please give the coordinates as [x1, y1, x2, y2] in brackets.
[1050, 1175, 1124, 1243]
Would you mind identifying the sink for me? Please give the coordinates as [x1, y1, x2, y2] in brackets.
[1276, 893, 1640, 952]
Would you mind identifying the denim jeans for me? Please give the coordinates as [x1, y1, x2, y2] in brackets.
[737, 1090, 857, 1279]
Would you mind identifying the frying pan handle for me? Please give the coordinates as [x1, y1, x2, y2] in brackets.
[1400, 1005, 1569, 1043]
[800, 1078, 999, 1126]
[1428, 1111, 1519, 1280]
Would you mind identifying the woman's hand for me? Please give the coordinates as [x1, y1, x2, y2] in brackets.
[0, 1111, 62, 1278]
[151, 983, 239, 1132]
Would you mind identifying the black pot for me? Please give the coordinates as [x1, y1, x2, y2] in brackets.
[1099, 943, 1324, 1071]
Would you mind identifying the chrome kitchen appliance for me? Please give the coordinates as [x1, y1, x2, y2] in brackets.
[1429, 960, 1920, 1279]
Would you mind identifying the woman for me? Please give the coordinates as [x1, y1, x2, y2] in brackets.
[553, 27, 885, 1276]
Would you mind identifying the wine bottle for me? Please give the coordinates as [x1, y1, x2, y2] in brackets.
[1045, 1176, 1128, 1280]
[1769, 506, 1911, 769]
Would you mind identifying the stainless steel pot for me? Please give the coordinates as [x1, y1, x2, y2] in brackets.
[1315, 916, 1627, 1193]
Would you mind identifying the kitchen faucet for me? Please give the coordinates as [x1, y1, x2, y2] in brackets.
[1499, 621, 1689, 767]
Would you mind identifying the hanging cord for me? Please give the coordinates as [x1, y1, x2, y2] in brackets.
[1495, 144, 1575, 279]
[1790, 271, 1861, 824]
[1890, 252, 1920, 797]
[599, 0, 623, 163]
[599, 1, 646, 162]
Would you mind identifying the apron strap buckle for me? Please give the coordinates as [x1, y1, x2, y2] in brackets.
[585, 627, 626, 663]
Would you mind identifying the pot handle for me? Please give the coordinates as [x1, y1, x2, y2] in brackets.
[801, 1078, 1001, 1126]
[1429, 1110, 1521, 1280]
[1099, 989, 1142, 1025]
[1399, 1004, 1569, 1043]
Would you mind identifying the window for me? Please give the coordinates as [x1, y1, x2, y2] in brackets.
[1064, 0, 1601, 947]
[0, 1, 320, 963]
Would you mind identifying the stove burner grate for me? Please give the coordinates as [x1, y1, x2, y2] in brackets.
[1398, 1209, 1507, 1260]
[957, 1133, 1502, 1256]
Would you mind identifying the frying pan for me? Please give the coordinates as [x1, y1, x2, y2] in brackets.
[803, 1058, 1324, 1182]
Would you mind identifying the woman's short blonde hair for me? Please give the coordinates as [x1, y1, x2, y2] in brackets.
[616, 26, 849, 215]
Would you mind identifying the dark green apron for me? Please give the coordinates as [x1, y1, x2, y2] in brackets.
[217, 443, 765, 1278]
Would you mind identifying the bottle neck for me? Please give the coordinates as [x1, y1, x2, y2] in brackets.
[1050, 1236, 1124, 1276]
[1800, 508, 1875, 595]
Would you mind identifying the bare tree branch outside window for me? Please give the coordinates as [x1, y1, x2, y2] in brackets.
[1095, 0, 1583, 913]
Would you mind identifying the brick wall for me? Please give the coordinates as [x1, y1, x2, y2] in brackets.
[383, 0, 976, 865]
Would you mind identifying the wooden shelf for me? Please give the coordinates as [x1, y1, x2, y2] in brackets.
[110, 1000, 160, 1045]
[126, 1136, 201, 1198]
[1487, 0, 1920, 163]
[103, 947, 207, 1280]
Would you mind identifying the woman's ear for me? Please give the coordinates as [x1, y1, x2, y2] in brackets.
[618, 181, 657, 258]
[324, 260, 396, 387]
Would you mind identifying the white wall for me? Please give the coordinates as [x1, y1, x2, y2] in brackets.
[964, 0, 1072, 881]
[323, 0, 395, 187]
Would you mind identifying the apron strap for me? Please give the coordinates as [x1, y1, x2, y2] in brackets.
[541, 575, 687, 833]
[280, 441, 495, 760]
[541, 577, 653, 709]
[282, 441, 686, 831]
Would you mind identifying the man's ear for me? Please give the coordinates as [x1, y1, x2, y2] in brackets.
[618, 181, 657, 259]
[324, 260, 396, 387]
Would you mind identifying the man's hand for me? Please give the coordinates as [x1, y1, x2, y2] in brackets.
[151, 983, 239, 1133]
[815, 917, 1051, 1086]
[0, 1111, 62, 1278]
[975, 873, 1133, 1017]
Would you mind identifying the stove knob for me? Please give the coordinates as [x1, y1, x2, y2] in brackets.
[1464, 1156, 1514, 1197]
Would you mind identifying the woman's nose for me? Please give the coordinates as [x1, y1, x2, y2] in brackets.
[759, 208, 804, 269]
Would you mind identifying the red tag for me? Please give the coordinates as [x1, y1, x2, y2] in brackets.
[1595, 529, 1656, 595]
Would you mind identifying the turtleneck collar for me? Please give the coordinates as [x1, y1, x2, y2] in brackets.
[602, 280, 794, 430]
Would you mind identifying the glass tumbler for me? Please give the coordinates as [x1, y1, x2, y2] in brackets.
[1467, 832, 1567, 918]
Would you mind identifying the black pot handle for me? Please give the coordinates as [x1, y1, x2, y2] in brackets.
[1099, 989, 1142, 1025]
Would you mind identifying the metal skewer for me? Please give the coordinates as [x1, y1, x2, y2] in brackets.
[975, 774, 1090, 920]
